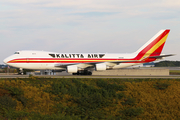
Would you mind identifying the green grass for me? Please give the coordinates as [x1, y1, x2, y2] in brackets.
[170, 70, 180, 75]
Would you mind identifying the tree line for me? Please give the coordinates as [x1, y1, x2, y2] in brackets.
[155, 61, 180, 67]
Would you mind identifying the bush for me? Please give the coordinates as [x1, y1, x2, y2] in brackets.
[49, 80, 72, 95]
[4, 110, 29, 120]
[28, 112, 81, 120]
[17, 96, 28, 107]
[0, 88, 10, 96]
[0, 95, 17, 110]
[4, 86, 24, 96]
[96, 80, 125, 91]
[121, 107, 144, 118]
[116, 92, 125, 99]
[29, 74, 34, 78]
[121, 97, 136, 106]
[153, 82, 171, 90]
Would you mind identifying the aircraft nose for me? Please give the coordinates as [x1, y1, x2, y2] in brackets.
[3, 58, 9, 64]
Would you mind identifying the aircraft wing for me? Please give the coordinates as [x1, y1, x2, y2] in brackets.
[54, 60, 140, 68]
[54, 54, 174, 69]
[108, 60, 139, 64]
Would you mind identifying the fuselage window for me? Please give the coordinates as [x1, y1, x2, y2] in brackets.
[32, 53, 36, 55]
[14, 52, 20, 54]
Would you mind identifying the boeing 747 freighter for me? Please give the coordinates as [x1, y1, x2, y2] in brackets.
[3, 29, 174, 75]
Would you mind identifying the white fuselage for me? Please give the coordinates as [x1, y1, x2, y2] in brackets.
[3, 50, 139, 70]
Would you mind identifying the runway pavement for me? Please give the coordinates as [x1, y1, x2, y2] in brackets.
[1, 67, 180, 79]
[1, 74, 180, 79]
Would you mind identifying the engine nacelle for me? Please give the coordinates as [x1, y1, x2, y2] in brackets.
[95, 64, 107, 71]
[66, 66, 78, 73]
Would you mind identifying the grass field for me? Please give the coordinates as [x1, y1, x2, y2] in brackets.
[170, 70, 180, 75]
[0, 77, 180, 119]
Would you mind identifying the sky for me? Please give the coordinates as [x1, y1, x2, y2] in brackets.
[0, 0, 180, 64]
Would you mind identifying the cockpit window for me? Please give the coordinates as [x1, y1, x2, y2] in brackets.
[14, 52, 20, 54]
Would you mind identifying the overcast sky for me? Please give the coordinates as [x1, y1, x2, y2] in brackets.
[0, 0, 180, 63]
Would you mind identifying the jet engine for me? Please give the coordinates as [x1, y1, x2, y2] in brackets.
[66, 66, 78, 73]
[95, 64, 107, 71]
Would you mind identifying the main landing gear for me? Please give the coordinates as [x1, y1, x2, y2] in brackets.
[72, 70, 92, 75]
[18, 68, 24, 75]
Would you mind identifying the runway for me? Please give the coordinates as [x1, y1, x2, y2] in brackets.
[1, 74, 180, 79]
[1, 67, 180, 79]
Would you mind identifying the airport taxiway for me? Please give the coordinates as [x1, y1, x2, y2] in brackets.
[1, 74, 180, 79]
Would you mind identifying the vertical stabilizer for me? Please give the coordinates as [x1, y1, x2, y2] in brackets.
[135, 29, 170, 60]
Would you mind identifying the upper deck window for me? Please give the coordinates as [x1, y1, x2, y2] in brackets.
[14, 52, 20, 54]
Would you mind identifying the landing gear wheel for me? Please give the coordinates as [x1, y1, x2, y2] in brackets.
[72, 71, 92, 75]
[18, 68, 24, 75]
[88, 72, 92, 75]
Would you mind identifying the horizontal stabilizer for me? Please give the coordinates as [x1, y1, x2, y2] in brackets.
[148, 54, 175, 59]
